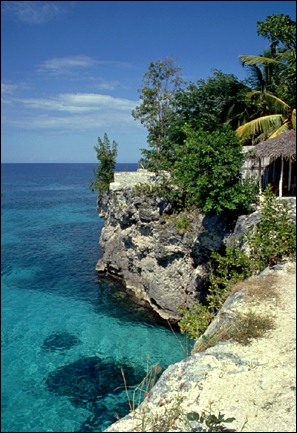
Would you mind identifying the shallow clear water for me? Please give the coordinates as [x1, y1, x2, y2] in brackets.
[1, 163, 191, 432]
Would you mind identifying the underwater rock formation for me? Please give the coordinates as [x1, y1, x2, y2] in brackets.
[41, 331, 81, 352]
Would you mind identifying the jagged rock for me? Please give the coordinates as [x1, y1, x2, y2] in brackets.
[96, 171, 296, 322]
[103, 261, 296, 433]
[225, 196, 296, 252]
[96, 174, 229, 321]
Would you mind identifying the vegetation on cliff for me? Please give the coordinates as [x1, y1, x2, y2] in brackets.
[89, 133, 118, 195]
[90, 13, 296, 339]
[178, 186, 296, 341]
[91, 14, 295, 219]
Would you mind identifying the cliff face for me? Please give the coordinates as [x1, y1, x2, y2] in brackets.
[103, 260, 296, 433]
[96, 171, 296, 323]
[96, 170, 229, 321]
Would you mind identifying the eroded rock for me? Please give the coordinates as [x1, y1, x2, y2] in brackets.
[96, 174, 229, 321]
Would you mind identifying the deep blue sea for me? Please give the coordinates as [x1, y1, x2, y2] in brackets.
[1, 163, 190, 432]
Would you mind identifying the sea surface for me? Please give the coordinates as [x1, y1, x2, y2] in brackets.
[1, 163, 191, 432]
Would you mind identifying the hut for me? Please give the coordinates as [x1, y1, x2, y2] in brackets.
[254, 129, 296, 197]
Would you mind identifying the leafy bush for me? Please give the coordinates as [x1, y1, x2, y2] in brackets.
[172, 125, 258, 218]
[207, 246, 252, 313]
[178, 302, 213, 340]
[246, 185, 296, 271]
[175, 214, 192, 233]
[133, 182, 164, 199]
[178, 187, 296, 341]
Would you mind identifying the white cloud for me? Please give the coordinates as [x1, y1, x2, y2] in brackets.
[1, 81, 29, 95]
[2, 1, 63, 24]
[1, 83, 18, 94]
[15, 93, 136, 113]
[93, 79, 120, 91]
[37, 56, 134, 76]
[1, 81, 30, 106]
[3, 92, 140, 131]
[38, 56, 99, 75]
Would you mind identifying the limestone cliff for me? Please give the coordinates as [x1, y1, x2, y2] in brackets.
[103, 260, 296, 432]
[96, 170, 296, 323]
[96, 170, 229, 321]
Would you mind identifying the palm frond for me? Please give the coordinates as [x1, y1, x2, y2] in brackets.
[268, 122, 290, 138]
[240, 55, 281, 66]
[244, 64, 265, 90]
[245, 90, 290, 114]
[236, 114, 284, 140]
[277, 49, 296, 63]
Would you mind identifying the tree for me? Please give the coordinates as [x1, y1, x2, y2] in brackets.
[169, 70, 249, 143]
[172, 126, 258, 218]
[257, 14, 296, 106]
[236, 14, 296, 143]
[257, 13, 296, 51]
[132, 57, 184, 170]
[89, 133, 118, 195]
[235, 91, 295, 142]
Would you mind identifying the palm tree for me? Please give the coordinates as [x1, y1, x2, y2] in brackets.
[235, 14, 296, 144]
[235, 53, 296, 143]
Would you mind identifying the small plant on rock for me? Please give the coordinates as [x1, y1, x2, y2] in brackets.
[223, 310, 275, 345]
[178, 301, 213, 340]
[187, 402, 236, 432]
[207, 245, 252, 313]
[175, 213, 192, 233]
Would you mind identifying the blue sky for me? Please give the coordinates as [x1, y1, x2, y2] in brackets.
[1, 1, 296, 163]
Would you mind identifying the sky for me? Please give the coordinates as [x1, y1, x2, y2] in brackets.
[1, 1, 296, 163]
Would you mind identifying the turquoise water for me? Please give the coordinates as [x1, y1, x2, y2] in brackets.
[1, 163, 190, 432]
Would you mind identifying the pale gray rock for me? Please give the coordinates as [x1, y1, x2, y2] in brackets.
[96, 172, 296, 322]
[104, 262, 296, 433]
[96, 178, 228, 321]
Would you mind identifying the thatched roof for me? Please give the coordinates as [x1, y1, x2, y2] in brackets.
[255, 129, 296, 161]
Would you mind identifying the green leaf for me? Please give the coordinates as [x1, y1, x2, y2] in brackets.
[187, 412, 200, 421]
[224, 417, 236, 423]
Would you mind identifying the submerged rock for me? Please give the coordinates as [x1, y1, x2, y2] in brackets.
[45, 356, 146, 408]
[41, 331, 81, 352]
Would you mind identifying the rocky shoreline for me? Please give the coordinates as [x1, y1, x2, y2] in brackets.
[103, 260, 296, 432]
[96, 170, 296, 323]
[96, 170, 231, 321]
[96, 171, 296, 432]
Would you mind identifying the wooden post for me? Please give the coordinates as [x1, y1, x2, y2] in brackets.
[279, 156, 284, 197]
[288, 159, 292, 192]
[259, 158, 262, 194]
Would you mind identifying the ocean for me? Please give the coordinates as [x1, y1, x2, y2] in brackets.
[1, 163, 190, 432]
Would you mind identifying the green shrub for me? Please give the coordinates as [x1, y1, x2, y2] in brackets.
[172, 126, 258, 217]
[246, 185, 296, 272]
[178, 187, 296, 342]
[133, 182, 163, 199]
[207, 246, 252, 313]
[89, 133, 118, 195]
[178, 301, 213, 340]
[175, 214, 192, 233]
